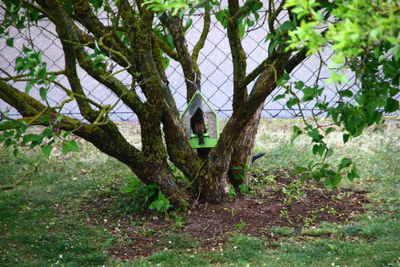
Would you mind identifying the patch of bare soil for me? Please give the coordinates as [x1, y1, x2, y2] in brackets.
[80, 168, 370, 260]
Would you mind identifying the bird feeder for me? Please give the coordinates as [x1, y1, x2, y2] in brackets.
[181, 90, 219, 148]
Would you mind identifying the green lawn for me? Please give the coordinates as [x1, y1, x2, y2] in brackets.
[1, 119, 399, 266]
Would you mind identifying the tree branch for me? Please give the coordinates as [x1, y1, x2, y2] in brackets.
[268, 0, 286, 35]
[285, 48, 309, 73]
[71, 0, 138, 76]
[159, 13, 200, 101]
[192, 0, 211, 63]
[227, 0, 248, 110]
[155, 35, 181, 62]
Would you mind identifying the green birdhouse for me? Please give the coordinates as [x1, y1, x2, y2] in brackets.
[181, 90, 220, 149]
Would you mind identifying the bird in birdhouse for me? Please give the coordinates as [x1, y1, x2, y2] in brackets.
[190, 108, 206, 145]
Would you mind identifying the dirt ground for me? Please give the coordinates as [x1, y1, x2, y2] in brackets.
[80, 168, 370, 260]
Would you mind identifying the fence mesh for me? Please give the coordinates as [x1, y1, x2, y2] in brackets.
[0, 9, 397, 121]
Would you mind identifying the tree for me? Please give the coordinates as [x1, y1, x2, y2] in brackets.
[0, 0, 399, 205]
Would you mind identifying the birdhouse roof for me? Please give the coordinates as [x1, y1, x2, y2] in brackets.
[181, 90, 218, 118]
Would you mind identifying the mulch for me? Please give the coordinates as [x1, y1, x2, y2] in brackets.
[79, 168, 370, 260]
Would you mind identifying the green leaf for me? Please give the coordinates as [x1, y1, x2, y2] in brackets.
[347, 166, 359, 182]
[312, 144, 319, 155]
[251, 1, 263, 12]
[15, 57, 25, 72]
[290, 126, 302, 144]
[239, 21, 246, 39]
[338, 89, 353, 98]
[294, 81, 304, 90]
[307, 128, 323, 142]
[41, 128, 54, 138]
[330, 174, 342, 187]
[301, 87, 317, 101]
[90, 0, 103, 10]
[6, 38, 14, 47]
[238, 183, 250, 194]
[286, 98, 299, 109]
[326, 148, 334, 158]
[63, 131, 73, 138]
[25, 81, 35, 95]
[384, 98, 399, 113]
[279, 21, 295, 32]
[13, 147, 19, 157]
[23, 134, 42, 143]
[338, 157, 352, 169]
[268, 40, 279, 55]
[183, 18, 193, 32]
[38, 67, 47, 80]
[300, 172, 311, 183]
[273, 94, 286, 101]
[22, 44, 32, 54]
[149, 192, 172, 213]
[325, 127, 335, 135]
[293, 166, 308, 175]
[61, 140, 80, 154]
[39, 87, 47, 100]
[264, 33, 274, 43]
[317, 143, 326, 156]
[189, 8, 196, 16]
[343, 133, 350, 143]
[41, 144, 52, 159]
[277, 72, 289, 86]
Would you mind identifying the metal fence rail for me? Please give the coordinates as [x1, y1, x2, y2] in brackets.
[0, 9, 396, 121]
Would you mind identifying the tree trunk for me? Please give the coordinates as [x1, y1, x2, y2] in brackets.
[228, 103, 264, 188]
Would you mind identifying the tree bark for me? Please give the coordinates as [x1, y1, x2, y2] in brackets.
[228, 103, 264, 188]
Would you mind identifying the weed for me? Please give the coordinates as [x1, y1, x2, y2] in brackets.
[137, 228, 157, 236]
[279, 207, 293, 225]
[233, 220, 246, 231]
[281, 181, 307, 205]
[224, 207, 236, 216]
[227, 184, 236, 201]
[238, 183, 250, 194]
[168, 211, 186, 230]
[149, 191, 172, 214]
[301, 215, 317, 227]
[328, 207, 338, 216]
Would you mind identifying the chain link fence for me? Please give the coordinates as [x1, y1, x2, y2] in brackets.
[0, 9, 397, 122]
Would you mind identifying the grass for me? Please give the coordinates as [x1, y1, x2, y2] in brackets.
[0, 145, 131, 266]
[1, 119, 400, 266]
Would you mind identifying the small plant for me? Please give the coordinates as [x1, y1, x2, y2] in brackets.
[301, 215, 317, 227]
[169, 211, 186, 230]
[227, 184, 236, 200]
[238, 183, 250, 194]
[233, 220, 246, 231]
[308, 207, 326, 215]
[261, 174, 277, 184]
[149, 191, 173, 214]
[328, 207, 338, 216]
[116, 177, 160, 215]
[281, 180, 307, 205]
[224, 207, 236, 216]
[138, 228, 157, 236]
[279, 207, 293, 225]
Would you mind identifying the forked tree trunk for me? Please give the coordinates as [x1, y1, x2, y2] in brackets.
[228, 103, 264, 188]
